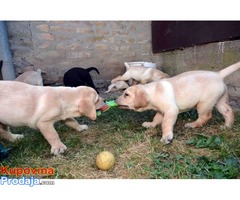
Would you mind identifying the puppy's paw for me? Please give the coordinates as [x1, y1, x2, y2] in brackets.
[79, 124, 88, 131]
[185, 122, 196, 128]
[220, 123, 232, 130]
[9, 134, 24, 142]
[51, 143, 67, 155]
[160, 133, 173, 144]
[142, 122, 157, 128]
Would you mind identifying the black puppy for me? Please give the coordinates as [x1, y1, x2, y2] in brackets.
[63, 67, 100, 93]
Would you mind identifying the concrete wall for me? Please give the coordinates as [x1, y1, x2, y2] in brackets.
[5, 21, 240, 97]
[160, 40, 240, 97]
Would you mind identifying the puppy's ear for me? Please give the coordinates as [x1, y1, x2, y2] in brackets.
[78, 100, 96, 120]
[133, 88, 148, 110]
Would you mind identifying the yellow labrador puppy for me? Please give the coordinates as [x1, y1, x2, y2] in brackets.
[105, 80, 129, 93]
[15, 69, 43, 86]
[111, 65, 169, 85]
[0, 81, 104, 155]
[116, 62, 240, 144]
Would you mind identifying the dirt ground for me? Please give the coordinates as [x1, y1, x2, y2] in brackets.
[228, 95, 240, 111]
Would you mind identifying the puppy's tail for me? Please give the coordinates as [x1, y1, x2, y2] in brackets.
[105, 83, 116, 93]
[87, 67, 100, 74]
[124, 62, 130, 69]
[218, 61, 240, 79]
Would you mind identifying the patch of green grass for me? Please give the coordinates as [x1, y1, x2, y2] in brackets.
[1, 107, 240, 179]
[150, 142, 240, 179]
[186, 134, 224, 149]
[188, 156, 239, 179]
[150, 152, 194, 179]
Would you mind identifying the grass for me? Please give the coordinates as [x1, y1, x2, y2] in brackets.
[1, 106, 240, 179]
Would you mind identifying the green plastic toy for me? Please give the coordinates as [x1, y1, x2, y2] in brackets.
[97, 100, 118, 116]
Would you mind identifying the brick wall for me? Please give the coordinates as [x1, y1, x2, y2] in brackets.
[7, 21, 163, 85]
[6, 21, 240, 98]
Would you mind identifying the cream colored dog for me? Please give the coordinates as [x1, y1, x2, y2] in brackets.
[116, 62, 240, 144]
[111, 65, 169, 85]
[105, 80, 129, 93]
[0, 81, 104, 155]
[15, 69, 43, 86]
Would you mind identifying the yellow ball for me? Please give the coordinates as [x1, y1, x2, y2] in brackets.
[96, 151, 115, 171]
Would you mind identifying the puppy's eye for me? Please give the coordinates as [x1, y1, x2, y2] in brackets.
[124, 93, 129, 98]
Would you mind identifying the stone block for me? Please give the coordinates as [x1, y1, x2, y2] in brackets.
[66, 51, 91, 59]
[94, 43, 108, 50]
[35, 24, 49, 32]
[76, 28, 93, 34]
[35, 33, 55, 40]
[35, 50, 65, 62]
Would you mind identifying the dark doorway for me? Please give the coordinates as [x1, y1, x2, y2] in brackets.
[152, 21, 240, 53]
